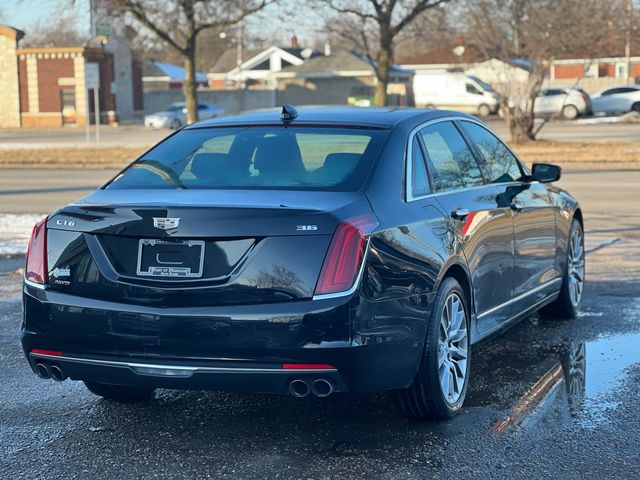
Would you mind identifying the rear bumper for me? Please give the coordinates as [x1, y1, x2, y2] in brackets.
[27, 351, 349, 394]
[22, 284, 429, 394]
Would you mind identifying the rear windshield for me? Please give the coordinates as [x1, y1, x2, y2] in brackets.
[106, 126, 387, 191]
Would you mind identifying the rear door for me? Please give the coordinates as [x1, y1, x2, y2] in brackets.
[460, 120, 558, 315]
[417, 121, 515, 334]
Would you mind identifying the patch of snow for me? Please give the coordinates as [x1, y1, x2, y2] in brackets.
[577, 111, 640, 124]
[0, 213, 45, 255]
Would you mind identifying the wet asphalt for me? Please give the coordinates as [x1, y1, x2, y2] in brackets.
[2, 267, 639, 479]
[2, 171, 640, 479]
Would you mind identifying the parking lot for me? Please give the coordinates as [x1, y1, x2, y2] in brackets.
[1, 168, 639, 479]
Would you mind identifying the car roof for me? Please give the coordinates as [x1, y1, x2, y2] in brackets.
[185, 106, 477, 130]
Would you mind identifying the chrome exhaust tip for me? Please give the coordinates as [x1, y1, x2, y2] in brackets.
[289, 379, 310, 398]
[35, 363, 51, 379]
[311, 379, 334, 398]
[50, 365, 67, 382]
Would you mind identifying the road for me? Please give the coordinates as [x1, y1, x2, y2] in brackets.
[485, 118, 640, 142]
[1, 171, 640, 479]
[0, 119, 638, 149]
[0, 125, 169, 149]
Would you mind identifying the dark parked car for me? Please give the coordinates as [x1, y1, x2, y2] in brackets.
[22, 106, 584, 420]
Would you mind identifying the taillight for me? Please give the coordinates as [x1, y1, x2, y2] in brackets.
[25, 217, 48, 285]
[314, 213, 378, 296]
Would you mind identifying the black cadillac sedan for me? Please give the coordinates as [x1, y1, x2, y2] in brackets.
[22, 106, 584, 420]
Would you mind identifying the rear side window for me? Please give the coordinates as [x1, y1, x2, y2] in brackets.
[410, 138, 429, 197]
[106, 127, 387, 191]
[418, 122, 484, 192]
[462, 122, 523, 183]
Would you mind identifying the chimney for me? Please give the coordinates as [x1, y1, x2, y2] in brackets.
[291, 34, 298, 49]
[324, 41, 331, 56]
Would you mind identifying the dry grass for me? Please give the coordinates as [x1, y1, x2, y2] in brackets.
[0, 147, 146, 169]
[0, 141, 639, 170]
[512, 141, 640, 170]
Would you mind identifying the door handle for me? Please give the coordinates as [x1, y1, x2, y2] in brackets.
[451, 208, 471, 219]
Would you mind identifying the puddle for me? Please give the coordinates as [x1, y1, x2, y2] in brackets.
[468, 306, 640, 433]
[579, 331, 640, 427]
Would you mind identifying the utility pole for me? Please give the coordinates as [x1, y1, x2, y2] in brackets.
[625, 0, 633, 82]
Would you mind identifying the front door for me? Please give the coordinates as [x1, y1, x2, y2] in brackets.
[60, 89, 77, 125]
[508, 182, 559, 311]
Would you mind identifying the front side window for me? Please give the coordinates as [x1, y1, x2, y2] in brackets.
[106, 127, 387, 191]
[419, 122, 484, 192]
[466, 82, 483, 95]
[462, 122, 523, 183]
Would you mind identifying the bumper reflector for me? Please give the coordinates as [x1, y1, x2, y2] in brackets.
[32, 349, 64, 357]
[282, 363, 336, 370]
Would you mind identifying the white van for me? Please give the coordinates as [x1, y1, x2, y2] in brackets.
[413, 73, 500, 116]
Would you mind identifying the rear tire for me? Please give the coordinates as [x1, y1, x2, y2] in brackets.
[540, 218, 584, 319]
[562, 104, 579, 120]
[170, 118, 182, 129]
[631, 102, 640, 113]
[84, 381, 155, 403]
[395, 277, 471, 421]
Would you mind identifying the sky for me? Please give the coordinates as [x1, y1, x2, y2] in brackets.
[2, 0, 91, 33]
[0, 0, 322, 48]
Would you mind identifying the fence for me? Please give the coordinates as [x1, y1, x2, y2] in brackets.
[143, 89, 276, 116]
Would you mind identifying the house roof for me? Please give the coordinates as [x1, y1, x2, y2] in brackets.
[142, 60, 208, 83]
[275, 49, 412, 77]
[398, 43, 487, 66]
[0, 25, 25, 41]
[210, 46, 311, 74]
[552, 48, 640, 61]
[211, 48, 262, 73]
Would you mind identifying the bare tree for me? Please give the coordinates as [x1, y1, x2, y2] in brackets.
[462, 0, 620, 143]
[116, 0, 272, 123]
[317, 0, 451, 106]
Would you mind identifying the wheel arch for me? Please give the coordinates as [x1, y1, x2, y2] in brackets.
[435, 259, 475, 320]
[573, 207, 584, 228]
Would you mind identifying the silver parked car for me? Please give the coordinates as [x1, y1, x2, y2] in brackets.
[591, 85, 640, 116]
[534, 88, 591, 120]
[145, 102, 224, 129]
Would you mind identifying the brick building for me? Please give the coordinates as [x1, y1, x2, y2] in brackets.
[0, 25, 142, 128]
[550, 53, 640, 81]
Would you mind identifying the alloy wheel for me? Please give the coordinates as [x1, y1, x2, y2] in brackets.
[438, 293, 469, 404]
[568, 228, 585, 306]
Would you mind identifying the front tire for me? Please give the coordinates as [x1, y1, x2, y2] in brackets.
[84, 381, 155, 403]
[395, 277, 471, 420]
[631, 102, 640, 113]
[540, 218, 584, 319]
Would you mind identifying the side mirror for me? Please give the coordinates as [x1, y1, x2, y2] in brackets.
[531, 163, 561, 183]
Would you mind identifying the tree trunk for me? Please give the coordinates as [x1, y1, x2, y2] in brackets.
[183, 51, 198, 124]
[504, 67, 545, 144]
[374, 33, 392, 107]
